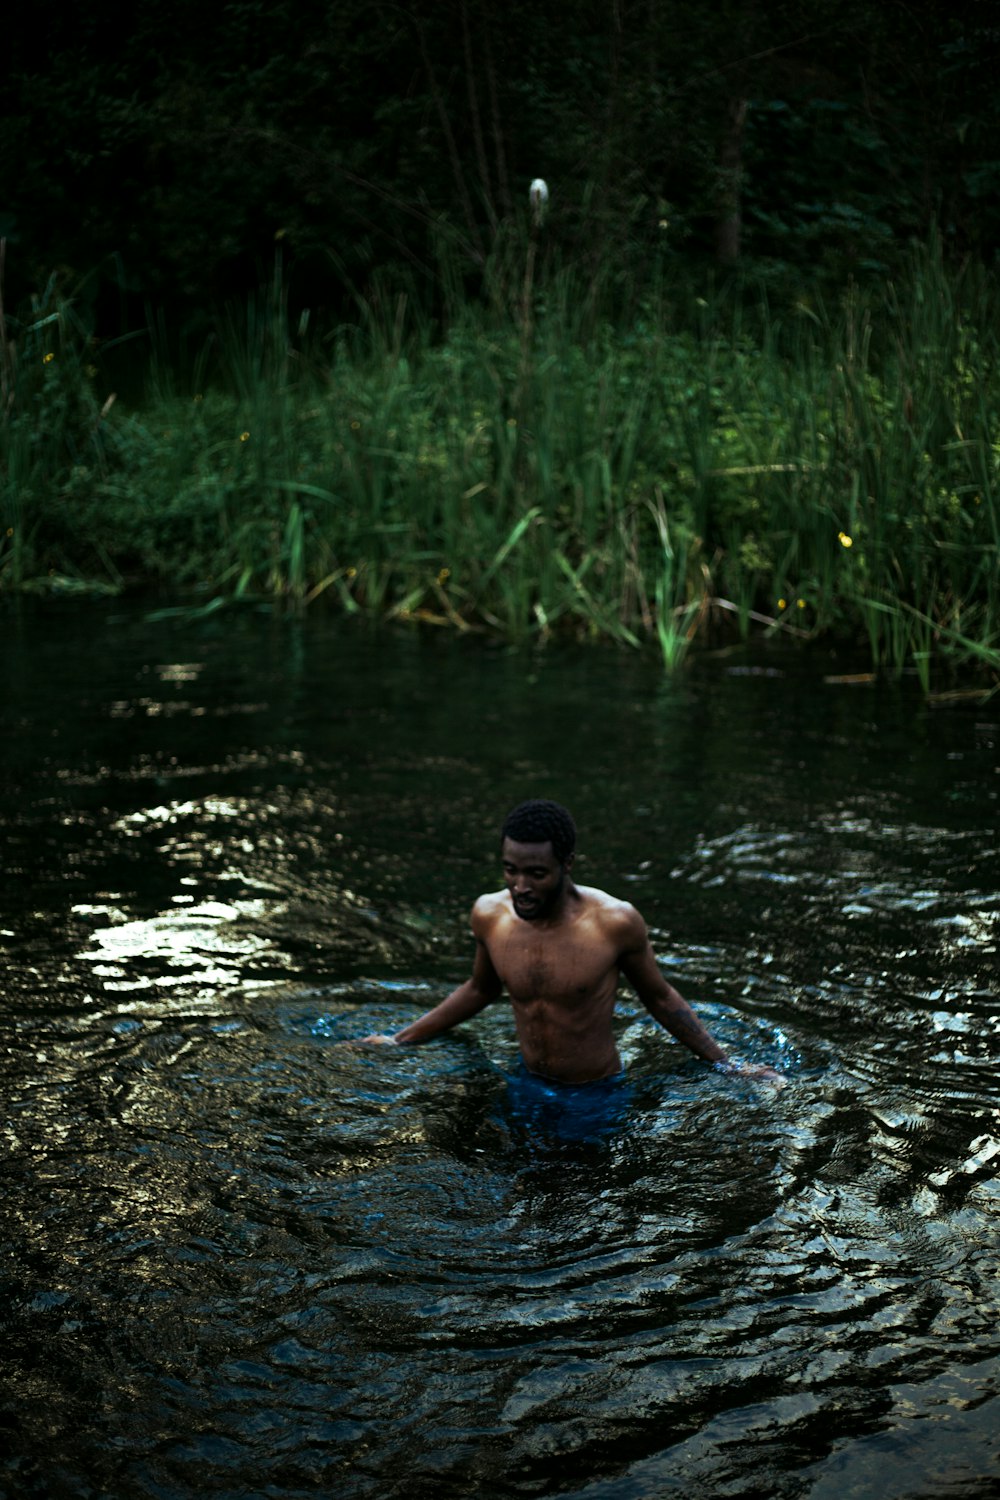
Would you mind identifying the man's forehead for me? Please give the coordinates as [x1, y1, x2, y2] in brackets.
[501, 836, 559, 862]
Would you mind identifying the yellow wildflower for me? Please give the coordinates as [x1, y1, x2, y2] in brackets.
[838, 531, 853, 548]
[43, 352, 55, 364]
[240, 431, 250, 442]
[777, 598, 787, 611]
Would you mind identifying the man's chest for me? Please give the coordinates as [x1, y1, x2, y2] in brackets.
[489, 923, 618, 1002]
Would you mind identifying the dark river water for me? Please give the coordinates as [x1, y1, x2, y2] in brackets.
[2, 601, 998, 1500]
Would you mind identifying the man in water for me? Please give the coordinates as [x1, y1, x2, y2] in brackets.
[359, 799, 785, 1087]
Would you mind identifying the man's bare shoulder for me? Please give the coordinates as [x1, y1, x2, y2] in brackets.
[471, 889, 510, 934]
[573, 885, 647, 940]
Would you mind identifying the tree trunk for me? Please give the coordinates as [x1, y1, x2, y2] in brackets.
[715, 95, 748, 264]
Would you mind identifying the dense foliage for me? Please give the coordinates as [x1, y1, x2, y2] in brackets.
[2, 239, 998, 686]
[2, 3, 999, 687]
[3, 1, 1000, 314]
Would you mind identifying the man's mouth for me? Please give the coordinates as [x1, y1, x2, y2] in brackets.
[513, 895, 539, 914]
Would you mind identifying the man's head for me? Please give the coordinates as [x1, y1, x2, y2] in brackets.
[500, 800, 577, 863]
[500, 800, 576, 921]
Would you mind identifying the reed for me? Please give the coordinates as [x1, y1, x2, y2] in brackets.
[2, 234, 998, 686]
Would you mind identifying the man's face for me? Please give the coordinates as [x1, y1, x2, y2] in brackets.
[501, 837, 572, 921]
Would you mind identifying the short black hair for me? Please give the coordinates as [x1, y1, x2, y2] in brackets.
[501, 800, 577, 864]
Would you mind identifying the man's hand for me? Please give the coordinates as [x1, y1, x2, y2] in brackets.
[338, 1033, 399, 1047]
[718, 1060, 788, 1088]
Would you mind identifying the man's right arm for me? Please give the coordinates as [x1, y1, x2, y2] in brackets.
[390, 966, 499, 1045]
[359, 916, 503, 1046]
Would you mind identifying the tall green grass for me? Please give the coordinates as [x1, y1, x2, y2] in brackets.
[2, 233, 998, 685]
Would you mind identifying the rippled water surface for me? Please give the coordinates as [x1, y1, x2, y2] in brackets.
[2, 602, 998, 1499]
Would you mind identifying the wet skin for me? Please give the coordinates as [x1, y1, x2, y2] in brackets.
[361, 837, 785, 1086]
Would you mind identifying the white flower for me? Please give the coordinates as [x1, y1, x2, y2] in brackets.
[529, 178, 549, 225]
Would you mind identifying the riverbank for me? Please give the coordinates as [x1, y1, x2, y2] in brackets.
[2, 239, 998, 688]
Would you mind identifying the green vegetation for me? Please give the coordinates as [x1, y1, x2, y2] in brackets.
[2, 236, 999, 686]
[3, 0, 998, 688]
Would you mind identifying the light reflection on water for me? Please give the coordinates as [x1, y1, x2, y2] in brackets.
[1, 602, 998, 1499]
[77, 899, 276, 991]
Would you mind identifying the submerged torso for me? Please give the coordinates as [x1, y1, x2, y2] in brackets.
[475, 885, 628, 1083]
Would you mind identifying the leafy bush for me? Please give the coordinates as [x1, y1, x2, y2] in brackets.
[3, 240, 998, 687]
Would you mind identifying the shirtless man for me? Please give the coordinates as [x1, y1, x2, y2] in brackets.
[360, 799, 785, 1087]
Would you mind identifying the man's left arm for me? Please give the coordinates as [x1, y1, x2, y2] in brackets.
[617, 910, 786, 1083]
[619, 927, 729, 1065]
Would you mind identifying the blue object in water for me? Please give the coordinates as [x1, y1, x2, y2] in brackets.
[502, 1060, 632, 1144]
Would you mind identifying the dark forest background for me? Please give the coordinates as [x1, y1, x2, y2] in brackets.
[4, 0, 1000, 322]
[3, 0, 1000, 685]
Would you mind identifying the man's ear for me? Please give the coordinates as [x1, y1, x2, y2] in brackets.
[564, 853, 575, 872]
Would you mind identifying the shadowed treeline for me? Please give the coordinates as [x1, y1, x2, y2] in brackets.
[2, 1, 999, 311]
[2, 3, 999, 685]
